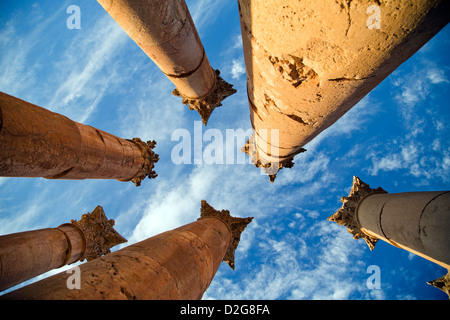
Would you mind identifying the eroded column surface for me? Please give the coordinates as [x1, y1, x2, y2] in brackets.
[239, 0, 450, 181]
[2, 201, 253, 300]
[0, 206, 126, 292]
[328, 176, 450, 297]
[0, 92, 158, 186]
[97, 0, 236, 125]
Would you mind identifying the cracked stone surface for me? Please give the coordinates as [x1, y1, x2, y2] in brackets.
[238, 0, 450, 178]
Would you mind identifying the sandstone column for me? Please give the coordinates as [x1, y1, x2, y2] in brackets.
[2, 201, 253, 300]
[328, 176, 450, 297]
[239, 0, 450, 181]
[97, 0, 236, 125]
[0, 206, 126, 292]
[0, 92, 158, 186]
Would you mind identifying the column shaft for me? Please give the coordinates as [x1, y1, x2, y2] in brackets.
[328, 177, 450, 296]
[96, 0, 236, 125]
[0, 92, 157, 186]
[239, 0, 450, 178]
[0, 206, 126, 292]
[97, 0, 214, 99]
[2, 218, 229, 299]
[357, 191, 450, 269]
[2, 201, 252, 300]
[0, 224, 85, 292]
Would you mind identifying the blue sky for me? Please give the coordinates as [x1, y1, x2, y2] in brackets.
[0, 0, 449, 300]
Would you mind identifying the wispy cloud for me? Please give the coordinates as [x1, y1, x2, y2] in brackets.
[368, 141, 450, 184]
[392, 62, 448, 120]
[366, 60, 450, 184]
[0, 3, 65, 97]
[0, 3, 130, 124]
[186, 0, 232, 33]
[45, 16, 129, 123]
[230, 59, 246, 80]
[204, 221, 373, 300]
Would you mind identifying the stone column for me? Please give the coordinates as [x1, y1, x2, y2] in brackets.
[239, 0, 450, 181]
[2, 201, 253, 300]
[0, 92, 158, 186]
[328, 176, 450, 297]
[97, 0, 236, 125]
[0, 206, 126, 292]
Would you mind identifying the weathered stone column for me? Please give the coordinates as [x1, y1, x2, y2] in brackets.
[97, 0, 236, 125]
[0, 92, 158, 186]
[328, 176, 450, 297]
[0, 206, 126, 292]
[239, 0, 450, 181]
[1, 201, 253, 300]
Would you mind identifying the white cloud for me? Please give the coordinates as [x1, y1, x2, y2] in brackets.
[392, 64, 448, 114]
[230, 59, 246, 80]
[204, 221, 371, 300]
[426, 68, 448, 84]
[46, 16, 129, 123]
[186, 0, 232, 33]
[369, 140, 450, 183]
[0, 4, 64, 97]
[0, 4, 131, 125]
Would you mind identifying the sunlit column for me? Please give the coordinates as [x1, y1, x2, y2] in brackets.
[0, 92, 158, 186]
[97, 0, 236, 125]
[0, 206, 126, 292]
[2, 201, 253, 300]
[328, 176, 450, 297]
[238, 0, 450, 181]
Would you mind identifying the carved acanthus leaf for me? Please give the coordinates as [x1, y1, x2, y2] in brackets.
[127, 138, 159, 187]
[241, 134, 306, 183]
[71, 206, 127, 261]
[198, 200, 253, 270]
[427, 271, 450, 299]
[172, 69, 237, 125]
[327, 176, 387, 250]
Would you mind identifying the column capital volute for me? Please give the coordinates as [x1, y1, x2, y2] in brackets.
[125, 138, 159, 187]
[198, 200, 253, 270]
[70, 206, 127, 261]
[427, 271, 450, 299]
[327, 176, 387, 250]
[172, 69, 237, 126]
